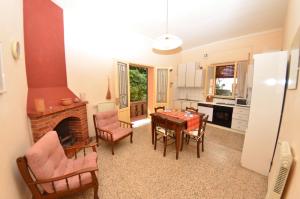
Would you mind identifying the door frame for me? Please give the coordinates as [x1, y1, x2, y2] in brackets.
[129, 64, 149, 120]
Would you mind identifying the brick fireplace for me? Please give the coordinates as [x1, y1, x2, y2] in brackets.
[24, 0, 90, 146]
[28, 102, 89, 145]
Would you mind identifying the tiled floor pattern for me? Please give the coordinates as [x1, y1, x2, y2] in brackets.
[70, 124, 267, 199]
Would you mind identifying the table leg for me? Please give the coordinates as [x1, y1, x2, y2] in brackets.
[175, 127, 181, 160]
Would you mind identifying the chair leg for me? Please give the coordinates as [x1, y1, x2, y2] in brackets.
[130, 133, 133, 143]
[197, 141, 200, 158]
[186, 135, 190, 144]
[96, 133, 99, 147]
[202, 136, 204, 152]
[163, 136, 167, 157]
[180, 132, 184, 151]
[94, 185, 99, 199]
[111, 142, 114, 155]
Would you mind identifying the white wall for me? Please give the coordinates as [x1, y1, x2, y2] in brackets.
[279, 0, 300, 198]
[62, 6, 180, 137]
[0, 0, 31, 199]
[180, 29, 283, 64]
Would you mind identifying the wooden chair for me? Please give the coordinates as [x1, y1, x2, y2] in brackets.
[16, 131, 99, 199]
[155, 106, 165, 112]
[186, 106, 198, 113]
[93, 110, 133, 155]
[154, 106, 176, 138]
[153, 116, 175, 157]
[181, 114, 209, 158]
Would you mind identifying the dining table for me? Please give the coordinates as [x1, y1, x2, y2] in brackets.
[150, 111, 204, 160]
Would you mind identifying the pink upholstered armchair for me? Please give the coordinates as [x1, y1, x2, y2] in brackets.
[16, 131, 99, 199]
[93, 110, 133, 155]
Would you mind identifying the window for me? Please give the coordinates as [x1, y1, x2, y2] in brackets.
[214, 64, 235, 97]
[157, 68, 168, 103]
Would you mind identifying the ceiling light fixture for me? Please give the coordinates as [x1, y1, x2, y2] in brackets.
[153, 0, 182, 51]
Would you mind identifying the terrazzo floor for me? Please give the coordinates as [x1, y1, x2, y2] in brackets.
[70, 124, 267, 199]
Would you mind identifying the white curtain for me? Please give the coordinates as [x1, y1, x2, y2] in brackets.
[118, 62, 128, 108]
[157, 69, 168, 103]
[236, 61, 248, 98]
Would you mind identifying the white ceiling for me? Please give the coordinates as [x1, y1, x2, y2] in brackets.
[53, 0, 288, 50]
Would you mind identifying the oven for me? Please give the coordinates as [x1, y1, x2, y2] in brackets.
[212, 105, 233, 128]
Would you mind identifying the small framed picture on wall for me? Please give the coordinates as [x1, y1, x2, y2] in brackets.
[0, 43, 6, 94]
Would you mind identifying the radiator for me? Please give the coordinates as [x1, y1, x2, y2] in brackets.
[265, 141, 293, 199]
[96, 101, 116, 112]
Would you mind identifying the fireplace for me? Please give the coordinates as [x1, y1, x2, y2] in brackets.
[28, 102, 89, 146]
[54, 117, 80, 147]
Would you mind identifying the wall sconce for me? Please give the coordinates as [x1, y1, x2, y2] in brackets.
[11, 41, 20, 60]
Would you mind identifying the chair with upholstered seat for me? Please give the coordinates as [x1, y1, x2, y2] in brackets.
[93, 110, 133, 155]
[16, 131, 99, 199]
[181, 114, 209, 158]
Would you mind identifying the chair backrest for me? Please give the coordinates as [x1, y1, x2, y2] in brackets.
[153, 115, 167, 130]
[25, 131, 67, 193]
[201, 115, 209, 134]
[196, 114, 204, 136]
[155, 106, 165, 113]
[186, 107, 198, 113]
[94, 110, 120, 130]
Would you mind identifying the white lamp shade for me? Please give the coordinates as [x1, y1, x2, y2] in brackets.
[153, 34, 182, 51]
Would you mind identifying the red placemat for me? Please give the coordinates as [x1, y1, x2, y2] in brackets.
[160, 111, 200, 131]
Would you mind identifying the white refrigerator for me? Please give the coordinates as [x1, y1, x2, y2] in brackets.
[241, 51, 288, 176]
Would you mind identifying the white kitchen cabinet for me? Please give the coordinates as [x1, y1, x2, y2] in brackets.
[177, 62, 203, 88]
[198, 105, 213, 122]
[231, 119, 248, 131]
[194, 66, 204, 88]
[186, 63, 196, 87]
[177, 64, 186, 87]
[231, 107, 250, 132]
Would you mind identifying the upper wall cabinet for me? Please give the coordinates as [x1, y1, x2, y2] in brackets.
[177, 63, 186, 87]
[177, 62, 204, 88]
[194, 65, 204, 87]
[186, 63, 196, 87]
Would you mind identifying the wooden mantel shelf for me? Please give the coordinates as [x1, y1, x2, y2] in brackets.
[27, 101, 88, 119]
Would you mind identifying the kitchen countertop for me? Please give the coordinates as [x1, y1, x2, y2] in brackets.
[175, 99, 250, 108]
[198, 101, 250, 108]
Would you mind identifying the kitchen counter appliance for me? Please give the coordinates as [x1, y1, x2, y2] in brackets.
[212, 105, 233, 128]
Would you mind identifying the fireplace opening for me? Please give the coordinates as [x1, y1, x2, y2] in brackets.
[54, 117, 81, 147]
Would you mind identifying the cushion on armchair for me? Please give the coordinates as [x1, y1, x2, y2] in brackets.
[25, 131, 97, 193]
[95, 110, 120, 130]
[95, 110, 132, 141]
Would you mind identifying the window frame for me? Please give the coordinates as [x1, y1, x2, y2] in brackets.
[213, 62, 237, 99]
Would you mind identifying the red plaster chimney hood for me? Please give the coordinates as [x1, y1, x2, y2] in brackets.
[24, 0, 77, 114]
